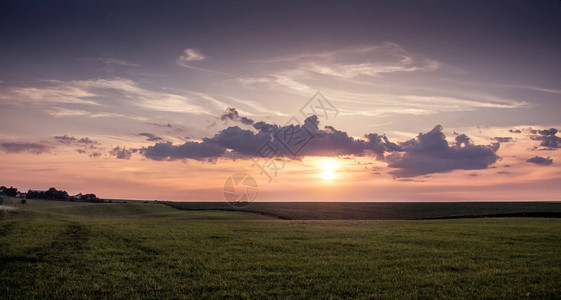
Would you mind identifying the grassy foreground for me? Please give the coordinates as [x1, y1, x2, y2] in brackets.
[1, 199, 560, 299]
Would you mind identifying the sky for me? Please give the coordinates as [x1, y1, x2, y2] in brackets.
[1, 0, 560, 201]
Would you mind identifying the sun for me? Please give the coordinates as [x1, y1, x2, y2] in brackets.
[318, 158, 338, 180]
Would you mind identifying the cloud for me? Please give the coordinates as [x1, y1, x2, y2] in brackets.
[509, 129, 522, 134]
[89, 152, 103, 158]
[97, 57, 140, 67]
[526, 156, 553, 166]
[492, 137, 513, 143]
[177, 49, 206, 67]
[137, 108, 401, 164]
[47, 108, 91, 117]
[3, 82, 100, 106]
[109, 146, 137, 160]
[139, 113, 400, 161]
[54, 135, 97, 145]
[220, 107, 255, 125]
[530, 128, 561, 150]
[137, 109, 502, 178]
[77, 137, 96, 144]
[385, 125, 500, 178]
[54, 135, 77, 144]
[538, 128, 558, 136]
[176, 50, 232, 75]
[148, 122, 172, 128]
[255, 43, 439, 78]
[238, 43, 527, 118]
[2, 78, 211, 116]
[1, 142, 50, 154]
[45, 107, 147, 121]
[74, 78, 210, 114]
[138, 133, 163, 141]
[141, 141, 225, 161]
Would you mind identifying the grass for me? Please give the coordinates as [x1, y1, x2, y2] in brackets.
[1, 199, 560, 299]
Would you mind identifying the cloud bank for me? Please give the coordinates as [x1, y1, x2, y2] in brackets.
[139, 108, 502, 177]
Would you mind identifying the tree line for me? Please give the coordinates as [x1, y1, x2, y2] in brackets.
[1, 186, 101, 202]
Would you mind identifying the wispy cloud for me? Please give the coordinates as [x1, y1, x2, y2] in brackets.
[176, 48, 233, 76]
[2, 83, 100, 106]
[177, 48, 206, 65]
[46, 108, 91, 117]
[97, 57, 140, 67]
[3, 78, 212, 116]
[325, 92, 528, 117]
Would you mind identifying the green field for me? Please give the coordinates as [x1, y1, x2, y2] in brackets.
[1, 199, 560, 299]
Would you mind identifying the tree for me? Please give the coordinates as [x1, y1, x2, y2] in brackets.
[83, 193, 101, 202]
[44, 187, 69, 200]
[1, 186, 19, 197]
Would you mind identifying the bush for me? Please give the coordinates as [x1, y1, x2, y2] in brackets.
[20, 199, 26, 204]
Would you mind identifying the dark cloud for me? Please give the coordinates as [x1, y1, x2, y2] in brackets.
[138, 132, 163, 141]
[89, 152, 102, 158]
[77, 137, 96, 144]
[220, 107, 254, 125]
[454, 133, 471, 147]
[508, 129, 522, 134]
[295, 117, 394, 159]
[253, 121, 279, 134]
[141, 141, 225, 161]
[75, 149, 86, 154]
[205, 126, 270, 156]
[139, 114, 399, 161]
[530, 128, 561, 150]
[138, 110, 501, 178]
[492, 137, 513, 143]
[148, 122, 172, 128]
[385, 125, 500, 178]
[109, 146, 137, 159]
[54, 135, 77, 144]
[1, 142, 50, 154]
[538, 128, 558, 136]
[526, 156, 553, 166]
[54, 135, 97, 145]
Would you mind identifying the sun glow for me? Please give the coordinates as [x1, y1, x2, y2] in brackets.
[318, 158, 339, 180]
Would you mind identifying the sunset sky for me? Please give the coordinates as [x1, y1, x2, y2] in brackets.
[1, 0, 560, 201]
